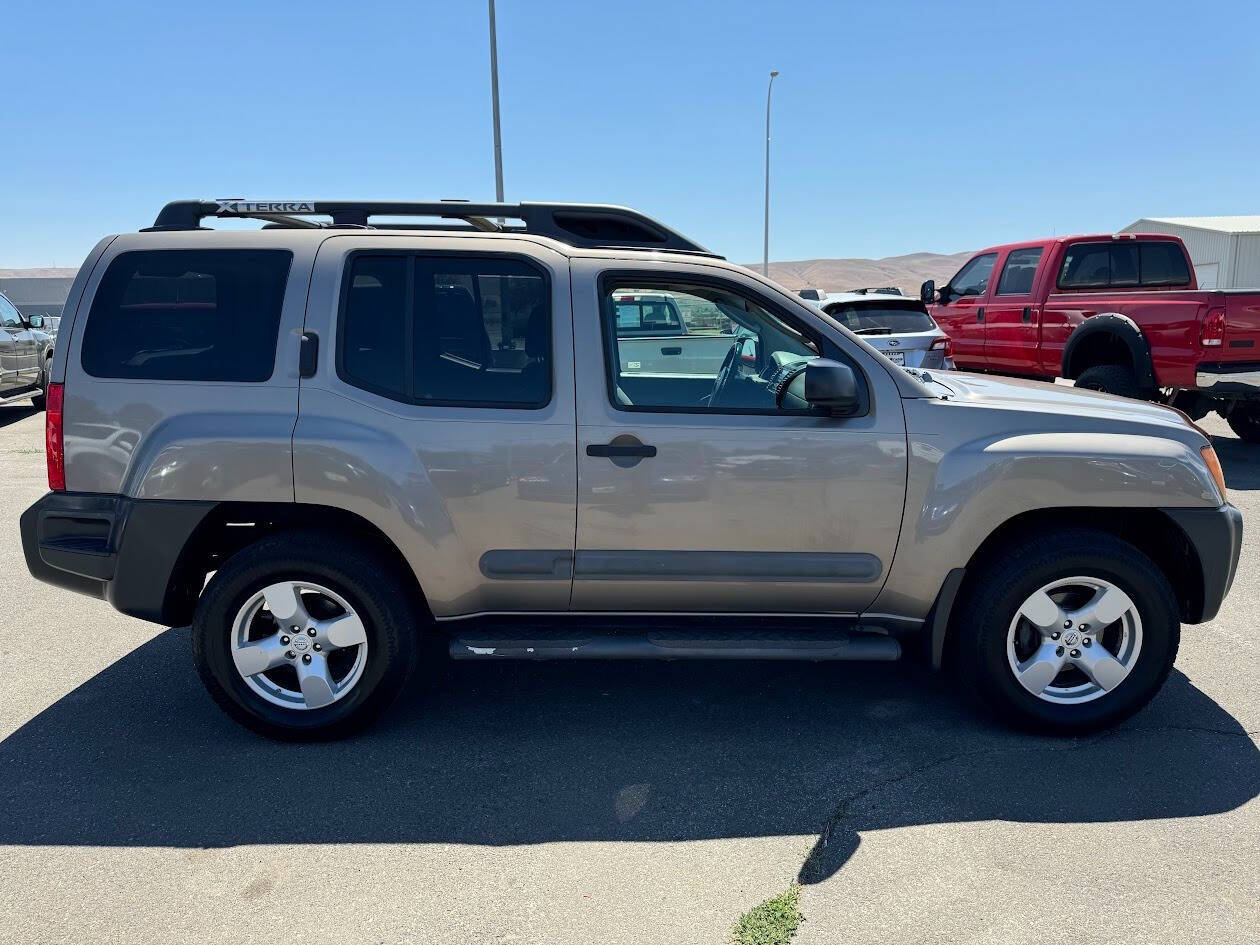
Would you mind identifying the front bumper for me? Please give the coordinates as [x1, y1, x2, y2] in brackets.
[1163, 504, 1243, 623]
[1196, 361, 1260, 395]
[20, 492, 214, 625]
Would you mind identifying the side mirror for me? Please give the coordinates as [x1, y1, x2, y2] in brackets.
[26, 314, 43, 329]
[919, 280, 935, 304]
[804, 358, 860, 415]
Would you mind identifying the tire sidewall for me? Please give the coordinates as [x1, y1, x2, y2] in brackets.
[194, 542, 411, 738]
[963, 542, 1178, 731]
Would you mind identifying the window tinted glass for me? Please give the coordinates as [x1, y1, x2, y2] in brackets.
[604, 282, 817, 412]
[1140, 242, 1191, 286]
[1058, 244, 1112, 288]
[338, 254, 550, 408]
[341, 256, 407, 397]
[81, 250, 292, 381]
[951, 253, 997, 297]
[0, 294, 22, 327]
[995, 248, 1043, 295]
[824, 303, 934, 333]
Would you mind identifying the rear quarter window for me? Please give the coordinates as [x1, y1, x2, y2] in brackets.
[1058, 241, 1189, 289]
[80, 249, 292, 381]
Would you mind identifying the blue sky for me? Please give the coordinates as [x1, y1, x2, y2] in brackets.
[3, 0, 1258, 267]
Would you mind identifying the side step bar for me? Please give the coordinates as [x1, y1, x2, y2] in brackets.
[449, 628, 901, 661]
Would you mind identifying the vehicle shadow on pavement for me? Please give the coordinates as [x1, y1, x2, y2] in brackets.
[0, 406, 39, 429]
[1211, 434, 1260, 490]
[0, 629, 1255, 885]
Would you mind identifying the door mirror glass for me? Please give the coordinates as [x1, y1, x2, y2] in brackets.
[804, 359, 860, 415]
[27, 314, 43, 329]
[919, 279, 935, 304]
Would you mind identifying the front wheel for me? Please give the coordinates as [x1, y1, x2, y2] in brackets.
[953, 529, 1179, 733]
[1226, 403, 1260, 443]
[192, 532, 418, 740]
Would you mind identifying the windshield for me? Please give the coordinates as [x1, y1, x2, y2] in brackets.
[823, 303, 935, 334]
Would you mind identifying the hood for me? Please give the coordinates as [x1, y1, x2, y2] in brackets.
[929, 371, 1198, 435]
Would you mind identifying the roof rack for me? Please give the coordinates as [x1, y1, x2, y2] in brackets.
[143, 200, 718, 256]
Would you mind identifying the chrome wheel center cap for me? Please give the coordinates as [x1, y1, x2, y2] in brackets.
[291, 635, 311, 652]
[1062, 630, 1080, 646]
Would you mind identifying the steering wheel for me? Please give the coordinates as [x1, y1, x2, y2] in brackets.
[709, 340, 742, 407]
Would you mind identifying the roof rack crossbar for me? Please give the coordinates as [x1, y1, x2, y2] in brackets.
[144, 200, 716, 255]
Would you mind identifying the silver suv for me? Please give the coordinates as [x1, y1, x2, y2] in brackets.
[20, 200, 1242, 739]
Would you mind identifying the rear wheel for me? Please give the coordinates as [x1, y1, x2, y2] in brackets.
[1226, 403, 1260, 443]
[31, 362, 48, 410]
[953, 529, 1179, 733]
[192, 532, 417, 740]
[1074, 364, 1141, 399]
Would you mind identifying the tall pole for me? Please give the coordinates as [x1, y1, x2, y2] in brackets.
[488, 0, 505, 204]
[763, 70, 779, 277]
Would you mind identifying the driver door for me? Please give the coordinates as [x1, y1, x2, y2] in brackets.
[569, 259, 908, 614]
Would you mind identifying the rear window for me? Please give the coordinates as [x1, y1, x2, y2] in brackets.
[614, 295, 683, 334]
[823, 302, 934, 334]
[81, 250, 292, 381]
[1058, 241, 1189, 289]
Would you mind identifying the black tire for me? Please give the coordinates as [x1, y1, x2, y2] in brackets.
[952, 529, 1179, 734]
[1074, 364, 1141, 399]
[192, 531, 418, 740]
[31, 364, 48, 411]
[1226, 403, 1260, 443]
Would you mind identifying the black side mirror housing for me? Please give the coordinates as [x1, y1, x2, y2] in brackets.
[804, 358, 860, 415]
[919, 280, 935, 304]
[26, 314, 43, 329]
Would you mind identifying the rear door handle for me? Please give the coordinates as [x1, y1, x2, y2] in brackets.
[1022, 307, 1033, 323]
[587, 443, 657, 458]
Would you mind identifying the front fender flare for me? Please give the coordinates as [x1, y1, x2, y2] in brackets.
[1060, 313, 1155, 387]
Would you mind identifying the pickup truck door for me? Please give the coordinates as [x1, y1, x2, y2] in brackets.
[983, 246, 1046, 375]
[0, 295, 38, 391]
[932, 252, 996, 368]
[569, 258, 907, 614]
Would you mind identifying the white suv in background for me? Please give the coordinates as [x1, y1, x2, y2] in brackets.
[808, 291, 954, 371]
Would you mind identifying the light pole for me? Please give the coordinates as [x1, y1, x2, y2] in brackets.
[488, 0, 505, 204]
[763, 70, 779, 277]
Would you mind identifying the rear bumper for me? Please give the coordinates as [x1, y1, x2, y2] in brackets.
[1163, 504, 1243, 623]
[20, 492, 214, 625]
[1196, 361, 1260, 395]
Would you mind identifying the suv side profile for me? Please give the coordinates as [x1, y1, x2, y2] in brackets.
[21, 200, 1242, 739]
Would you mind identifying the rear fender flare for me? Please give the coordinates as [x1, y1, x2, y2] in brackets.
[1060, 313, 1155, 387]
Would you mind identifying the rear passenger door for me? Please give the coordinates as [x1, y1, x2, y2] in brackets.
[983, 246, 1045, 375]
[295, 236, 576, 619]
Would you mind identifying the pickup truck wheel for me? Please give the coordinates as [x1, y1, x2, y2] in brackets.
[953, 529, 1179, 733]
[192, 532, 417, 740]
[1074, 364, 1140, 399]
[1226, 403, 1260, 443]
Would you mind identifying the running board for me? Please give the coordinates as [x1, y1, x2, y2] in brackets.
[0, 385, 39, 404]
[448, 628, 901, 661]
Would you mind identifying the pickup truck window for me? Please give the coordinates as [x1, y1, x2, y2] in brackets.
[338, 253, 550, 408]
[614, 295, 684, 334]
[0, 294, 22, 328]
[602, 281, 817, 413]
[951, 253, 997, 298]
[995, 248, 1043, 295]
[1058, 241, 1190, 289]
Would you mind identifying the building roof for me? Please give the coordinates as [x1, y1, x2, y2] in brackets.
[1134, 216, 1260, 235]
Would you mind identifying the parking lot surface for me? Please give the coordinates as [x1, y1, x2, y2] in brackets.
[0, 404, 1256, 945]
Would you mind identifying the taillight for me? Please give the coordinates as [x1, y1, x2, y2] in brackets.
[931, 336, 954, 357]
[46, 382, 65, 491]
[1201, 307, 1226, 347]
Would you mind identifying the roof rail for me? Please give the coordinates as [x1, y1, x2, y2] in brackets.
[143, 200, 717, 255]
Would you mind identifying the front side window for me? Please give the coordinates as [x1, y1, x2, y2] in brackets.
[995, 247, 1044, 295]
[613, 294, 683, 334]
[80, 250, 292, 381]
[602, 280, 819, 413]
[950, 253, 997, 298]
[0, 294, 23, 328]
[338, 254, 550, 408]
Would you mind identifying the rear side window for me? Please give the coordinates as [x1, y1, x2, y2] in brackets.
[1058, 241, 1189, 289]
[338, 254, 550, 408]
[995, 247, 1043, 295]
[81, 250, 292, 381]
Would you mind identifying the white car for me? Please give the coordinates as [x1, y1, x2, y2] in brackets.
[807, 290, 955, 370]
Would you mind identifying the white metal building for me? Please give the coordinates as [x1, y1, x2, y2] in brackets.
[1120, 216, 1260, 289]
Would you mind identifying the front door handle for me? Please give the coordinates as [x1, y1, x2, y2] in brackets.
[587, 443, 657, 459]
[1022, 307, 1033, 323]
[977, 307, 985, 322]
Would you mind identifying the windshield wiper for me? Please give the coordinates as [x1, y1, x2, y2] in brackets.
[854, 327, 893, 336]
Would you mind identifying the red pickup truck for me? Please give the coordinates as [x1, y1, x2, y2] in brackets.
[923, 233, 1260, 441]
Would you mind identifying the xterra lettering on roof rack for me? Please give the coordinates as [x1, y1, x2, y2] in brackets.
[143, 199, 720, 257]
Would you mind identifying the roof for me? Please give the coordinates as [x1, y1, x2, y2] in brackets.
[1129, 216, 1260, 235]
[820, 291, 922, 306]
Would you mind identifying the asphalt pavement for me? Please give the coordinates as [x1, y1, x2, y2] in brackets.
[0, 403, 1255, 945]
